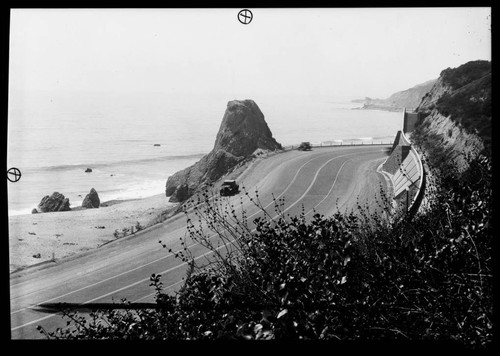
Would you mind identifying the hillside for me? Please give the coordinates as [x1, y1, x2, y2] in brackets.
[353, 79, 436, 111]
[411, 60, 491, 173]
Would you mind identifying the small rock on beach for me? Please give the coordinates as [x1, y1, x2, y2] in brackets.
[82, 188, 100, 209]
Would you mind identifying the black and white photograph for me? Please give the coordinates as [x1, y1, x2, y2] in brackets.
[6, 7, 492, 347]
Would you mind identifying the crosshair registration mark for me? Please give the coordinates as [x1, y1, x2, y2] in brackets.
[238, 9, 253, 25]
[7, 167, 22, 182]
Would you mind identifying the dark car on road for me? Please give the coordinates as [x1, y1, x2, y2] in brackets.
[297, 142, 312, 151]
[220, 180, 239, 197]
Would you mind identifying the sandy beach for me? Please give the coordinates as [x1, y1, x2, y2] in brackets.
[8, 194, 178, 273]
[7, 151, 261, 275]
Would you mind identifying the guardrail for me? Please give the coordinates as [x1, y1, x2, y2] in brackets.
[281, 139, 393, 151]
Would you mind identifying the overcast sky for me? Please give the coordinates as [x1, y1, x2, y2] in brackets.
[9, 8, 491, 101]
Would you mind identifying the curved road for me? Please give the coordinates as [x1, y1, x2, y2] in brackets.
[10, 145, 391, 339]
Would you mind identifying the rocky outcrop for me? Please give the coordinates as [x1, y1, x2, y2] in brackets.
[412, 60, 491, 173]
[410, 110, 484, 174]
[35, 192, 71, 213]
[165, 99, 282, 202]
[354, 79, 436, 111]
[82, 188, 100, 209]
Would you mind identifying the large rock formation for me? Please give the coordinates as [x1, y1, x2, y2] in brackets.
[165, 99, 282, 202]
[35, 192, 71, 213]
[81, 188, 100, 209]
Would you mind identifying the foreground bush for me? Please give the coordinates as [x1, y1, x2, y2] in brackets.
[39, 155, 492, 347]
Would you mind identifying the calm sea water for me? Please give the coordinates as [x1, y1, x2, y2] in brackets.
[7, 91, 402, 215]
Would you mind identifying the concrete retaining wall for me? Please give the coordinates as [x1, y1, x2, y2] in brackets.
[403, 111, 421, 133]
[382, 129, 425, 215]
[393, 149, 420, 197]
[383, 145, 410, 175]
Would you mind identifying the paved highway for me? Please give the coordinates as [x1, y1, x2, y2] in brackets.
[10, 145, 391, 339]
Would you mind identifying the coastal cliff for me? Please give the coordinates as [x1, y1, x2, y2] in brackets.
[411, 60, 491, 174]
[353, 79, 436, 112]
[165, 99, 282, 202]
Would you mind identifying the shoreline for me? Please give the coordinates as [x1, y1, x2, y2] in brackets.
[8, 193, 179, 274]
[8, 196, 164, 217]
[351, 105, 403, 112]
[70, 197, 142, 211]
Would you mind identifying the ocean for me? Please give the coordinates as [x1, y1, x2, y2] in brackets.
[7, 91, 402, 216]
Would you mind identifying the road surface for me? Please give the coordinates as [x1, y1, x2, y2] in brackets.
[10, 145, 392, 339]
